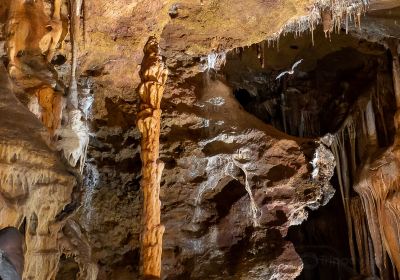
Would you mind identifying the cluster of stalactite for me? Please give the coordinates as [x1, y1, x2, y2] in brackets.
[280, 89, 321, 138]
[137, 36, 168, 279]
[2, 0, 95, 279]
[59, 220, 99, 280]
[54, 0, 91, 174]
[354, 40, 400, 278]
[0, 63, 76, 279]
[330, 95, 378, 274]
[209, 0, 370, 72]
[5, 0, 91, 173]
[266, 0, 368, 47]
[328, 40, 400, 279]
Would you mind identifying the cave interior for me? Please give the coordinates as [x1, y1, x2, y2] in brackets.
[0, 1, 400, 280]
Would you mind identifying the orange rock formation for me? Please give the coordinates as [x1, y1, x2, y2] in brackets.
[137, 37, 168, 279]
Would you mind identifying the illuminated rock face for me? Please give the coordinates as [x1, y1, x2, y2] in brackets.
[0, 0, 399, 279]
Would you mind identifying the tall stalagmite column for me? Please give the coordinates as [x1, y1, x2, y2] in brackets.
[137, 37, 168, 279]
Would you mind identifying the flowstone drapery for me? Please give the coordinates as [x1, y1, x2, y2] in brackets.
[355, 40, 400, 277]
[335, 40, 400, 278]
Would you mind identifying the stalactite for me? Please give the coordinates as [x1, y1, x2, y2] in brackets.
[267, 0, 368, 46]
[69, 0, 83, 109]
[137, 36, 168, 280]
[6, 0, 65, 77]
[310, 18, 315, 46]
[348, 120, 357, 179]
[281, 92, 288, 134]
[330, 96, 378, 273]
[331, 122, 357, 269]
[354, 166, 400, 277]
[350, 196, 375, 276]
[233, 47, 244, 61]
[55, 109, 89, 173]
[330, 45, 400, 278]
[365, 100, 378, 145]
[359, 39, 400, 276]
[262, 98, 278, 119]
[56, 0, 89, 173]
[373, 75, 389, 145]
[5, 0, 68, 144]
[299, 110, 305, 137]
[383, 193, 400, 273]
[256, 42, 265, 68]
[261, 41, 265, 68]
[322, 9, 333, 39]
[298, 110, 319, 137]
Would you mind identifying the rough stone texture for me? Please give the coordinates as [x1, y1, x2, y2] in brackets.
[158, 75, 335, 279]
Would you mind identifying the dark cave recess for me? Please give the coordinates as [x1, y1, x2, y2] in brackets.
[223, 29, 397, 280]
[224, 29, 396, 143]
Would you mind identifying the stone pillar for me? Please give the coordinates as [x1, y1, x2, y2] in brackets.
[137, 37, 168, 279]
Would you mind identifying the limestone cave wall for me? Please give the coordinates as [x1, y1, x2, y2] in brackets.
[0, 0, 399, 280]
